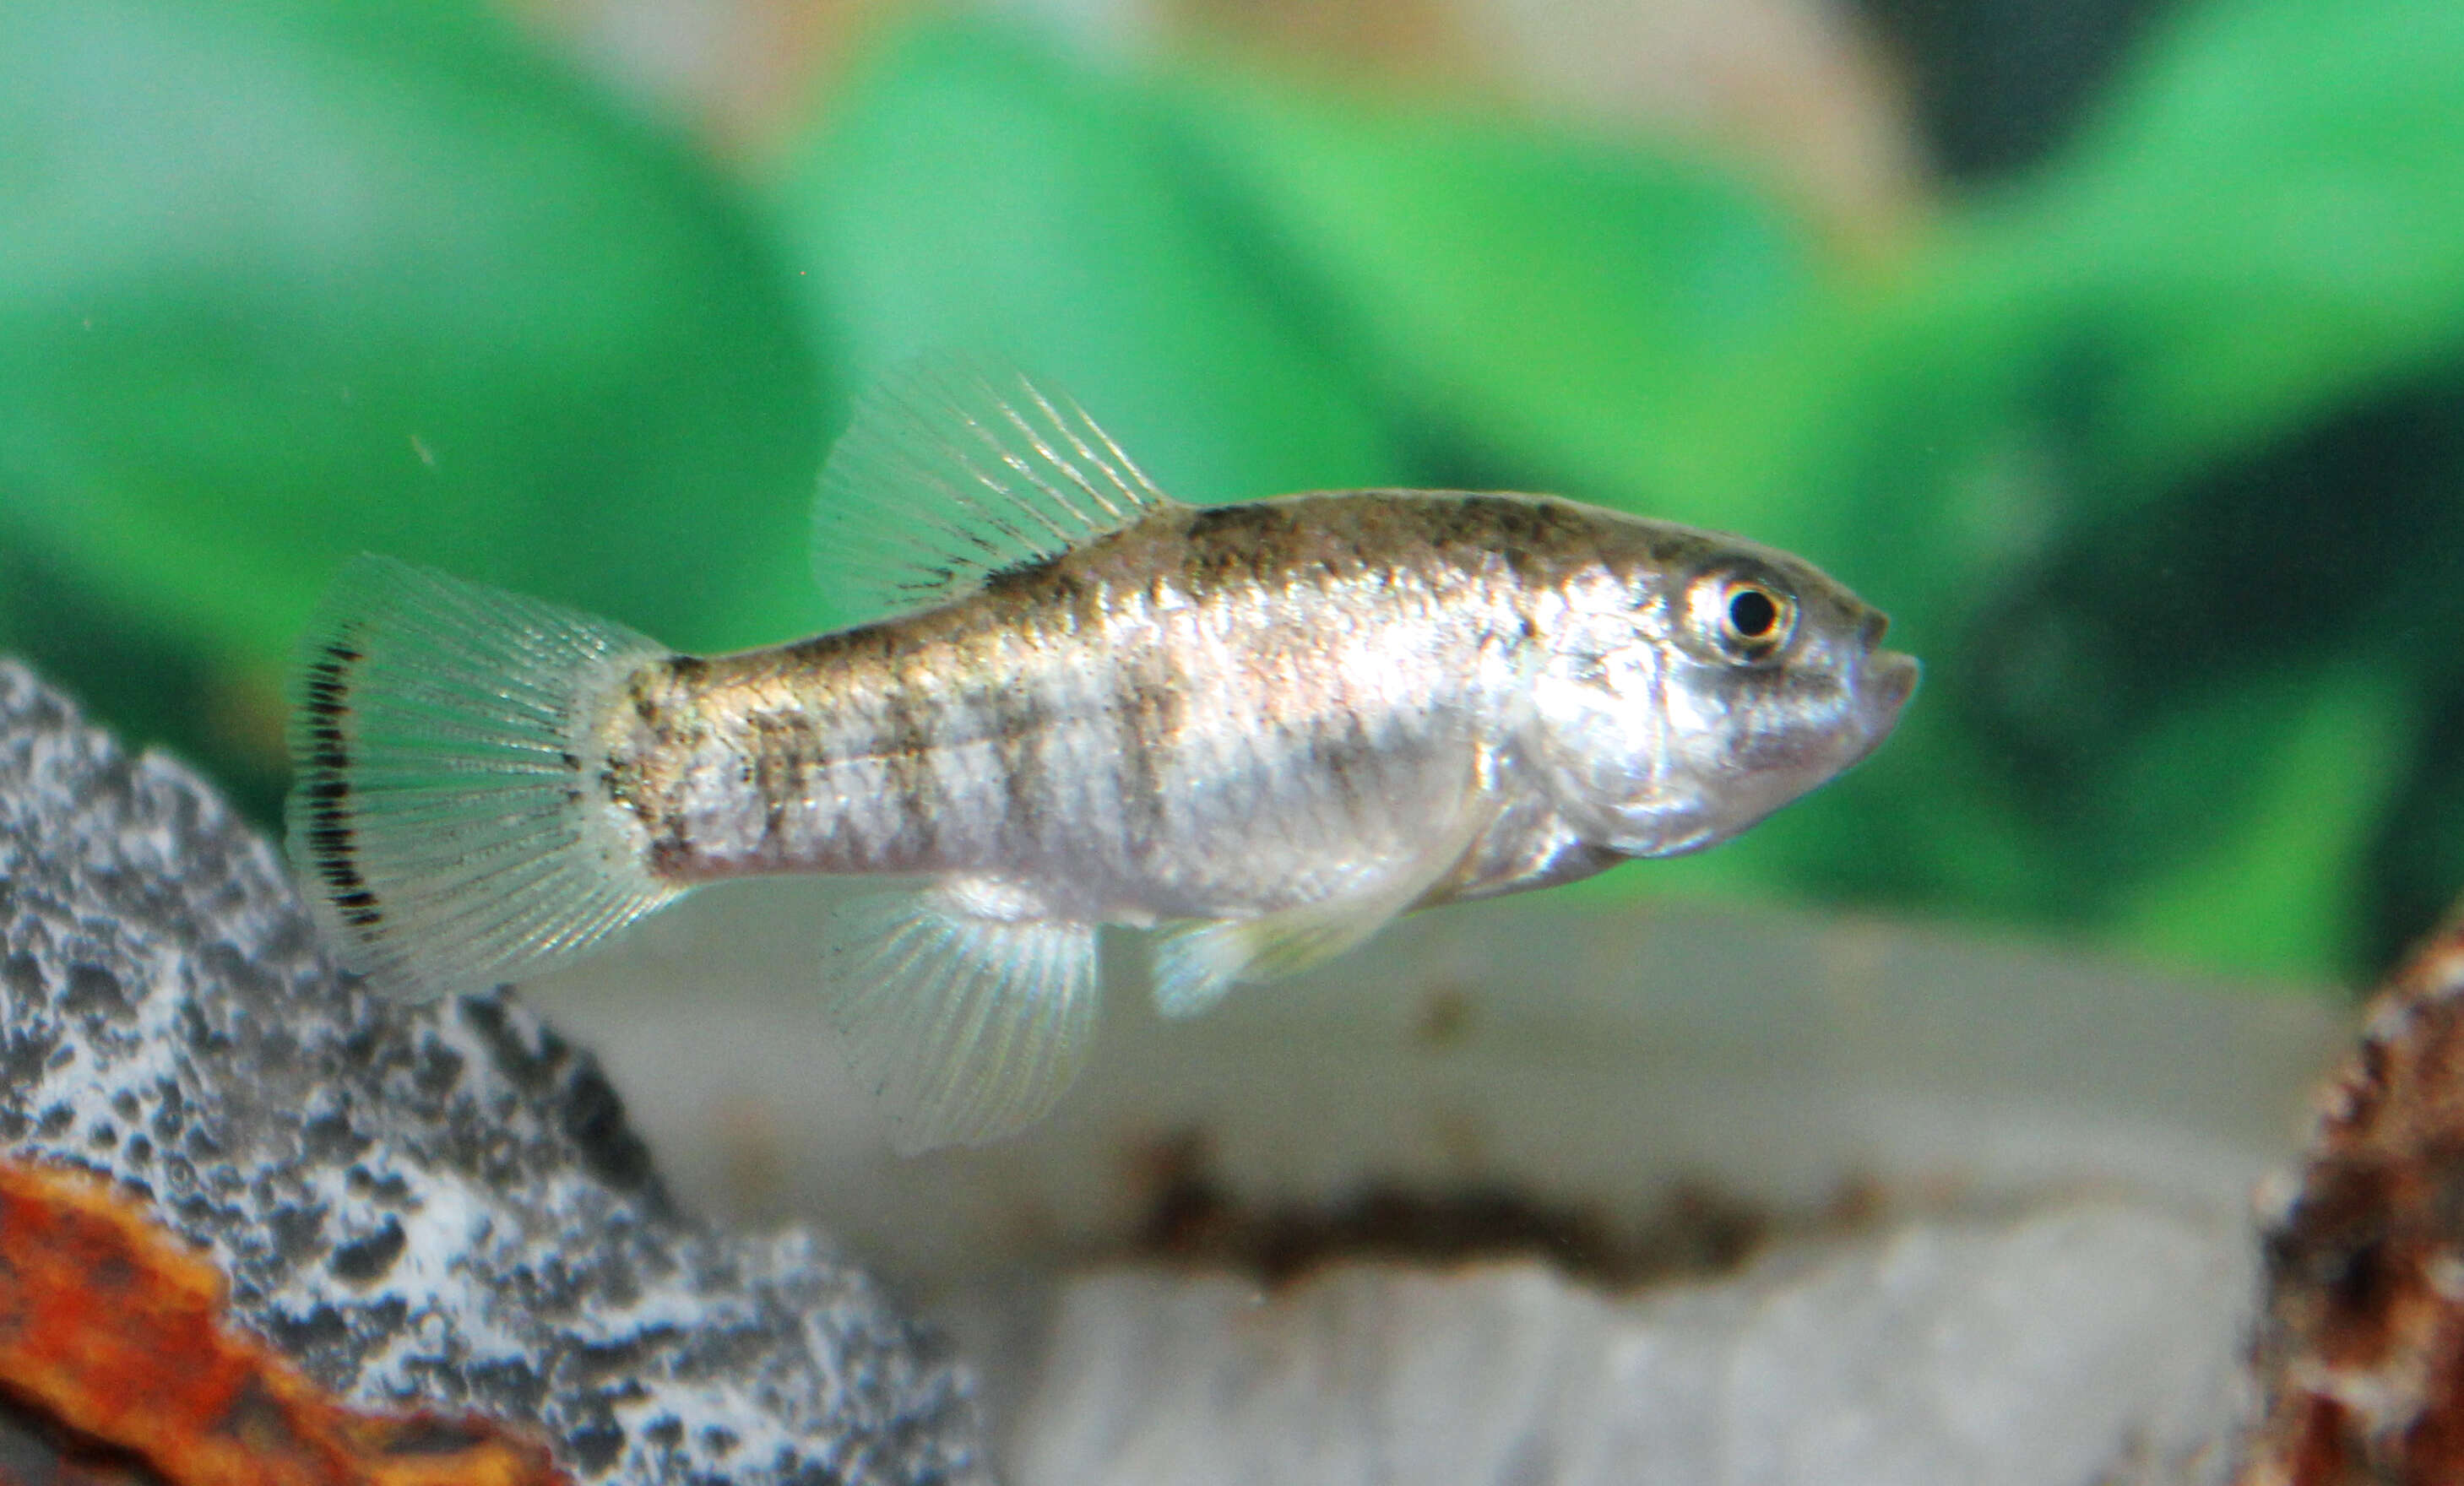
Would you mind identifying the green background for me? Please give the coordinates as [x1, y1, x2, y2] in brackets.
[6, 0, 2461, 989]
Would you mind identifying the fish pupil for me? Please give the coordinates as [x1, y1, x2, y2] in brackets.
[1728, 587, 1780, 640]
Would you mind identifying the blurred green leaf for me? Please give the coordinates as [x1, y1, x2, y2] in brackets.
[1690, 0, 2464, 597]
[0, 0, 830, 697]
[1156, 66, 1820, 507]
[2117, 667, 2412, 976]
[766, 17, 1403, 621]
[2023, 0, 2464, 483]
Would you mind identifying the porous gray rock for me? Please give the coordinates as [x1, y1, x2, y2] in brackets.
[0, 657, 986, 1484]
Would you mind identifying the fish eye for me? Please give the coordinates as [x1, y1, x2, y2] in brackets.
[1727, 587, 1781, 641]
[1694, 572, 1797, 662]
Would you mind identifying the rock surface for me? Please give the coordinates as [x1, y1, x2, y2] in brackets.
[988, 1200, 2253, 1486]
[0, 658, 985, 1484]
[2238, 913, 2464, 1483]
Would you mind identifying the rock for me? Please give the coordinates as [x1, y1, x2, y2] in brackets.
[0, 657, 986, 1484]
[991, 1201, 2254, 1486]
[2237, 914, 2464, 1484]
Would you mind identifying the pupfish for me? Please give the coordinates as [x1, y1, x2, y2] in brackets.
[287, 361, 1917, 1152]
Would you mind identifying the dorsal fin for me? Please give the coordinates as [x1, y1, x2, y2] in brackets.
[812, 357, 1177, 621]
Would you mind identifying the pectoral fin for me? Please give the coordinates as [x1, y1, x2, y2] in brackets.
[1152, 899, 1394, 1020]
[1151, 808, 1488, 1018]
[818, 878, 1100, 1153]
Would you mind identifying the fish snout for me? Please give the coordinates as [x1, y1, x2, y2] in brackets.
[1864, 649, 1921, 724]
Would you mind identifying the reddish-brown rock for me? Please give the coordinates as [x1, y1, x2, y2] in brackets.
[2240, 919, 2464, 1483]
[0, 1158, 566, 1486]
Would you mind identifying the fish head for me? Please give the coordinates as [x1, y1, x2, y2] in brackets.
[1531, 529, 1919, 859]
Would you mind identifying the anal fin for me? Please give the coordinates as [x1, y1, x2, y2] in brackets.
[819, 878, 1100, 1153]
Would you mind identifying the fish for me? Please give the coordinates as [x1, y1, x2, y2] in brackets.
[286, 360, 1918, 1152]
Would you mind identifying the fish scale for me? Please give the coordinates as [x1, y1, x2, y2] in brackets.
[642, 513, 1490, 917]
[285, 358, 1917, 1152]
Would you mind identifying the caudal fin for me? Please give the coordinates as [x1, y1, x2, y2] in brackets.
[285, 556, 681, 1001]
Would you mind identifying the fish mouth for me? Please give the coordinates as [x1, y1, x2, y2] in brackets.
[1846, 648, 1920, 763]
[1867, 649, 1920, 719]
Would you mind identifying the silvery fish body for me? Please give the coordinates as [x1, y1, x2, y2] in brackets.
[288, 363, 1917, 1151]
